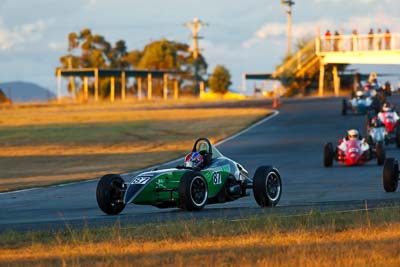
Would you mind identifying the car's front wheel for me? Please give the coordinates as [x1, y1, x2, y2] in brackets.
[178, 172, 208, 211]
[253, 166, 282, 207]
[383, 158, 399, 192]
[96, 174, 126, 215]
[324, 142, 334, 167]
[376, 143, 385, 165]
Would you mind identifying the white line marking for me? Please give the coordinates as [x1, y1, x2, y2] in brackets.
[0, 109, 280, 195]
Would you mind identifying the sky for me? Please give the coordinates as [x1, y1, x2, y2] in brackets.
[0, 0, 399, 95]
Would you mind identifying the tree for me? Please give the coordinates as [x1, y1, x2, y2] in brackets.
[209, 65, 231, 94]
[59, 30, 209, 98]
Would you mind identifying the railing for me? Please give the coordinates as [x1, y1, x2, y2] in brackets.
[274, 38, 317, 77]
[316, 33, 400, 53]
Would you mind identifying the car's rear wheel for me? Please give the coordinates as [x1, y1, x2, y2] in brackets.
[395, 127, 400, 148]
[376, 143, 385, 165]
[342, 99, 347, 115]
[96, 174, 126, 215]
[178, 172, 208, 211]
[324, 142, 334, 167]
[383, 158, 399, 192]
[253, 166, 282, 207]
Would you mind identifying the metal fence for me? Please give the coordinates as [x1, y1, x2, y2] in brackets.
[317, 33, 400, 53]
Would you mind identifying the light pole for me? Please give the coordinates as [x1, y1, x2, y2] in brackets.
[281, 0, 295, 56]
[184, 17, 208, 95]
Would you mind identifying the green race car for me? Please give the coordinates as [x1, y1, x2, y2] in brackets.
[96, 138, 282, 214]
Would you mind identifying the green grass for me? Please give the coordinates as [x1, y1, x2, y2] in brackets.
[1, 207, 400, 266]
[1, 206, 400, 248]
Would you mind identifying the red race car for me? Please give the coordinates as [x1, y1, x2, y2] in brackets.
[324, 129, 385, 167]
[376, 104, 400, 147]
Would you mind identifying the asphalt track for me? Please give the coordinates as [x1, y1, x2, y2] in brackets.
[1, 96, 400, 232]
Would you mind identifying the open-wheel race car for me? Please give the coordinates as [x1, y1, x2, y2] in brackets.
[324, 130, 385, 167]
[96, 138, 282, 214]
[382, 158, 399, 192]
[342, 90, 380, 116]
[365, 114, 400, 147]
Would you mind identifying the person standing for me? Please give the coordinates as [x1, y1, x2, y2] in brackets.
[368, 28, 374, 50]
[324, 30, 331, 51]
[334, 30, 340, 51]
[351, 29, 358, 51]
[376, 28, 382, 50]
[385, 29, 391, 50]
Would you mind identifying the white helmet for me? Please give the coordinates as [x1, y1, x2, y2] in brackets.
[382, 102, 392, 112]
[347, 129, 359, 140]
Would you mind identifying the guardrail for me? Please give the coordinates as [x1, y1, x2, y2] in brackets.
[316, 33, 400, 53]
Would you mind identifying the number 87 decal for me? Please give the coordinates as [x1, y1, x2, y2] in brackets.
[212, 172, 222, 184]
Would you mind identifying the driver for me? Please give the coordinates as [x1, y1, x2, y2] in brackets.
[337, 129, 368, 151]
[184, 152, 204, 169]
[378, 102, 399, 123]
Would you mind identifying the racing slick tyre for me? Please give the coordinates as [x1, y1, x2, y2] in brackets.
[253, 166, 282, 207]
[383, 158, 399, 192]
[96, 174, 126, 215]
[372, 98, 381, 114]
[342, 99, 347, 115]
[395, 127, 400, 148]
[323, 142, 334, 167]
[178, 172, 208, 211]
[375, 143, 385, 165]
[365, 114, 371, 131]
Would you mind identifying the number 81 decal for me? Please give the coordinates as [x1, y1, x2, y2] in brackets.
[212, 172, 222, 184]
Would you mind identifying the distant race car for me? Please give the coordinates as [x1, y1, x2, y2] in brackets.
[324, 138, 385, 167]
[366, 114, 400, 147]
[342, 90, 380, 115]
[96, 138, 283, 214]
[382, 158, 399, 192]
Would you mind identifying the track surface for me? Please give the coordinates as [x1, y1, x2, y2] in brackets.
[1, 96, 400, 232]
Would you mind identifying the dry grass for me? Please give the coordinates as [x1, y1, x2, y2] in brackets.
[1, 208, 400, 266]
[0, 102, 270, 192]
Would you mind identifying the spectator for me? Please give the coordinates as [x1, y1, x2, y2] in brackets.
[324, 30, 331, 51]
[333, 30, 340, 51]
[376, 28, 382, 50]
[385, 29, 391, 50]
[368, 28, 374, 50]
[351, 29, 358, 51]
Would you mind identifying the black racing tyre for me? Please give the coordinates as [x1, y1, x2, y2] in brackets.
[178, 172, 208, 211]
[342, 99, 347, 115]
[366, 135, 373, 146]
[253, 166, 282, 207]
[365, 114, 371, 131]
[96, 174, 126, 215]
[383, 158, 399, 192]
[373, 98, 381, 114]
[375, 143, 385, 165]
[324, 142, 334, 167]
[395, 127, 400, 148]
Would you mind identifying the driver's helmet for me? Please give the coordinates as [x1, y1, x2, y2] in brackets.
[371, 117, 381, 127]
[184, 152, 204, 168]
[347, 129, 359, 140]
[356, 90, 364, 97]
[382, 102, 392, 112]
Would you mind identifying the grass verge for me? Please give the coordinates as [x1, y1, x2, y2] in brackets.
[0, 103, 271, 192]
[1, 206, 400, 266]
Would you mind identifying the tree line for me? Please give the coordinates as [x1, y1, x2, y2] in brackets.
[59, 28, 231, 99]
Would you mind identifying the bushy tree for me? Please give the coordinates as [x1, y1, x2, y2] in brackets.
[59, 30, 208, 98]
[209, 65, 231, 94]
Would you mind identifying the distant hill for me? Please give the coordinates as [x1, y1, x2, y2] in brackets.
[0, 81, 55, 102]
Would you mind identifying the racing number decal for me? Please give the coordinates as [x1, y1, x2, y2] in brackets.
[131, 176, 151, 184]
[212, 172, 222, 184]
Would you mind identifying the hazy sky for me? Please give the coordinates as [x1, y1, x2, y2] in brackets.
[0, 0, 399, 95]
